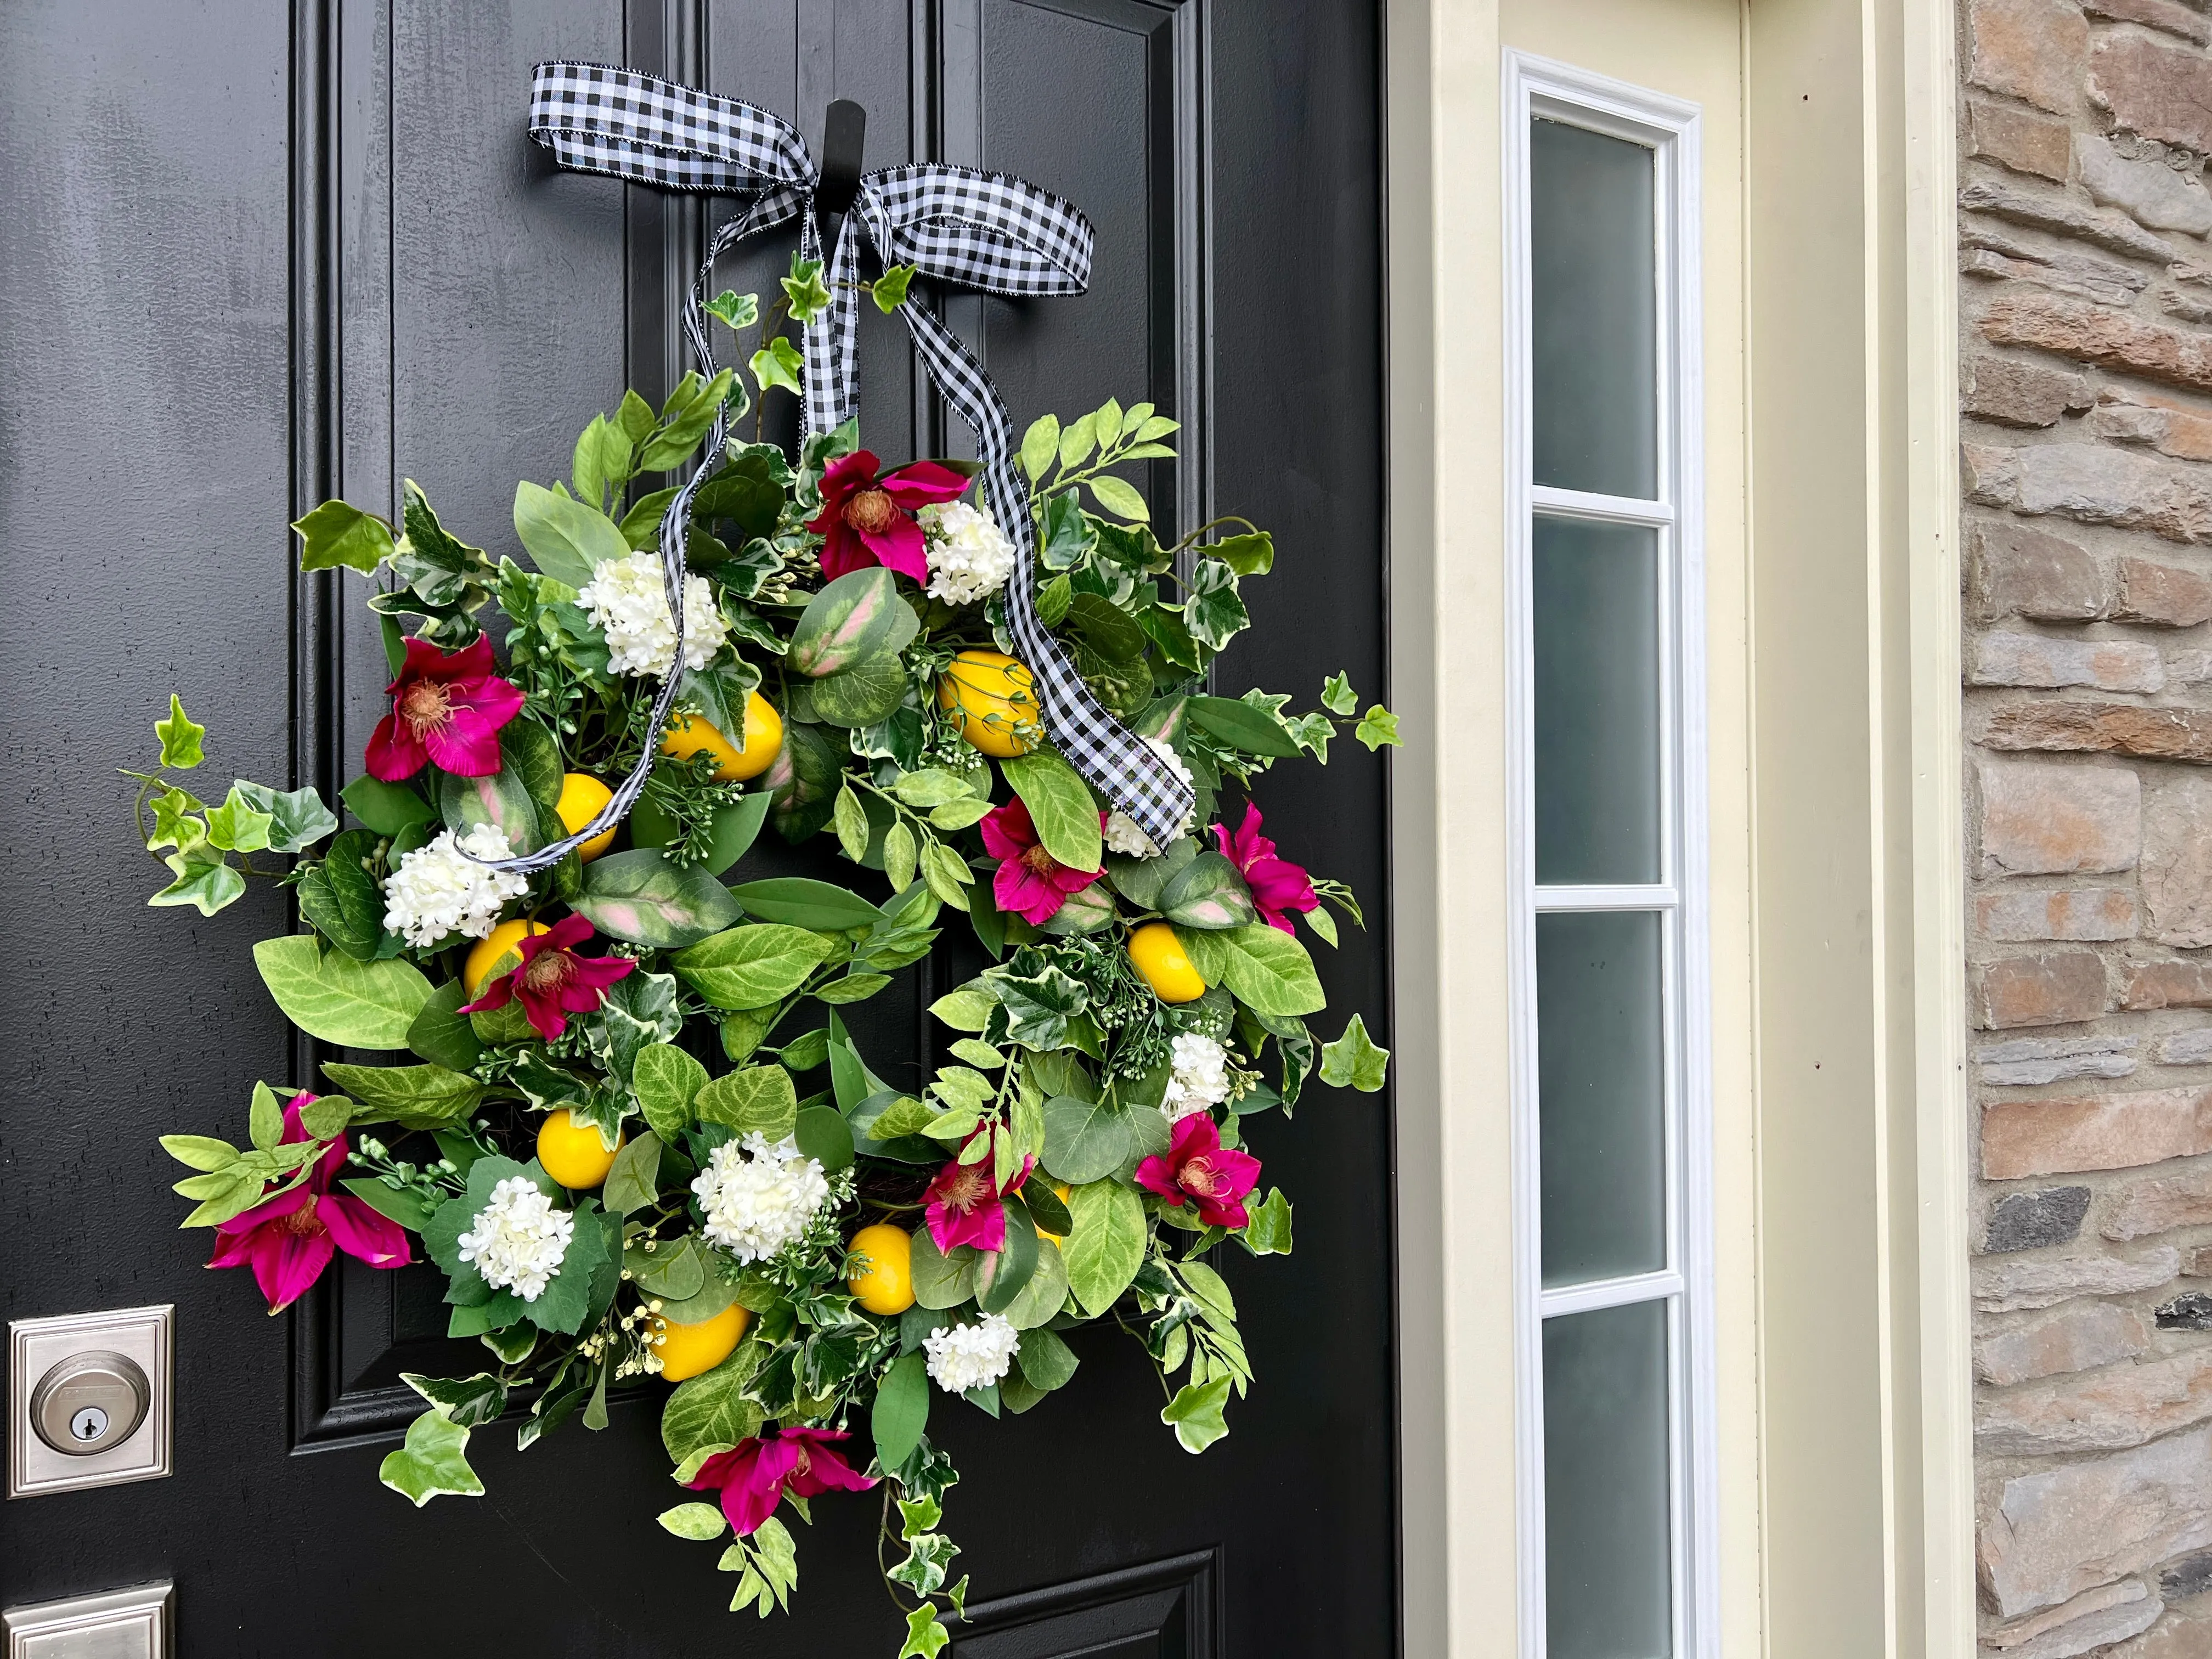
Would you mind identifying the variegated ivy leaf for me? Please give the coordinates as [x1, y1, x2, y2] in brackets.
[1355, 704, 1402, 750]
[704, 289, 759, 330]
[379, 1405, 485, 1506]
[1161, 1376, 1232, 1453]
[871, 263, 917, 312]
[781, 257, 831, 325]
[1321, 671, 1359, 717]
[155, 693, 206, 769]
[750, 336, 804, 397]
[1319, 1013, 1390, 1092]
[149, 846, 244, 916]
[202, 785, 274, 854]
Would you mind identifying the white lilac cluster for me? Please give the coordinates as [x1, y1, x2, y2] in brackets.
[691, 1133, 830, 1262]
[380, 822, 529, 948]
[575, 549, 729, 679]
[1102, 736, 1197, 859]
[455, 1176, 575, 1302]
[923, 1312, 1020, 1393]
[918, 499, 1017, 606]
[1160, 1031, 1232, 1122]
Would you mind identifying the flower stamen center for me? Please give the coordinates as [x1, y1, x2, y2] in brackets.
[937, 1166, 991, 1215]
[398, 679, 453, 736]
[1179, 1158, 1224, 1199]
[844, 488, 899, 536]
[282, 1194, 326, 1237]
[1020, 844, 1059, 876]
[518, 950, 573, 996]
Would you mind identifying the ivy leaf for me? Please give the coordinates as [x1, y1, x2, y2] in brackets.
[378, 1406, 484, 1506]
[1355, 706, 1401, 750]
[1182, 560, 1250, 651]
[1322, 672, 1359, 718]
[781, 256, 832, 325]
[1019, 414, 1061, 482]
[750, 335, 805, 397]
[1211, 531, 1274, 576]
[155, 694, 206, 769]
[871, 264, 917, 313]
[233, 781, 340, 852]
[704, 290, 759, 330]
[1318, 1013, 1390, 1092]
[1161, 1376, 1232, 1453]
[400, 1370, 508, 1429]
[291, 498, 395, 574]
[149, 847, 245, 916]
[899, 1607, 951, 1659]
[145, 786, 205, 853]
[1241, 1188, 1294, 1255]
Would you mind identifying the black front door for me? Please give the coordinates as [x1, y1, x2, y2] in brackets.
[0, 3, 1393, 1654]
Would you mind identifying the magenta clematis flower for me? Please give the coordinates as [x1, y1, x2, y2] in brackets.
[685, 1427, 877, 1536]
[1134, 1113, 1262, 1230]
[805, 450, 969, 584]
[980, 798, 1106, 926]
[922, 1124, 1035, 1255]
[458, 913, 635, 1041]
[365, 634, 526, 781]
[1212, 802, 1319, 935]
[207, 1093, 410, 1314]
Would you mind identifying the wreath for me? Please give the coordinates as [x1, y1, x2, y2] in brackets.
[130, 64, 1396, 1656]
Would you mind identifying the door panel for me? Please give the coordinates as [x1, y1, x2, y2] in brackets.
[0, 2, 1391, 1652]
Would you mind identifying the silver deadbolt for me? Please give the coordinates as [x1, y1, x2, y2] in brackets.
[29, 1351, 149, 1457]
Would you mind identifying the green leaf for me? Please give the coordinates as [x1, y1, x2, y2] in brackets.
[726, 878, 885, 932]
[661, 1343, 766, 1464]
[909, 1228, 980, 1310]
[642, 369, 738, 471]
[781, 256, 832, 323]
[221, 782, 335, 854]
[1041, 1096, 1142, 1184]
[749, 335, 805, 397]
[1161, 1376, 1232, 1453]
[1015, 1326, 1079, 1391]
[253, 935, 432, 1049]
[632, 1042, 709, 1139]
[1242, 1188, 1293, 1255]
[1305, 905, 1339, 947]
[1355, 704, 1402, 750]
[872, 1350, 930, 1469]
[1182, 561, 1250, 651]
[572, 849, 745, 948]
[602, 1131, 663, 1215]
[340, 1176, 439, 1233]
[245, 1081, 283, 1151]
[1020, 413, 1063, 482]
[1058, 411, 1098, 470]
[833, 785, 870, 863]
[512, 480, 629, 588]
[1216, 924, 1327, 1017]
[1001, 1235, 1069, 1330]
[930, 985, 998, 1032]
[402, 1370, 508, 1429]
[694, 1065, 799, 1141]
[1063, 1178, 1147, 1316]
[920, 840, 974, 911]
[659, 1500, 730, 1541]
[1040, 490, 1095, 571]
[1000, 750, 1101, 873]
[1318, 1013, 1390, 1092]
[1086, 473, 1149, 521]
[674, 923, 836, 1009]
[975, 1201, 1040, 1315]
[295, 828, 390, 958]
[379, 1407, 484, 1506]
[149, 848, 244, 916]
[871, 264, 917, 312]
[154, 694, 206, 769]
[867, 1096, 941, 1141]
[200, 785, 272, 854]
[812, 650, 911, 727]
[292, 498, 396, 574]
[883, 820, 918, 892]
[1064, 591, 1148, 665]
[787, 567, 919, 677]
[1106, 836, 1197, 911]
[407, 980, 485, 1072]
[1213, 532, 1275, 576]
[1185, 693, 1301, 758]
[705, 289, 759, 330]
[1036, 572, 1073, 627]
[815, 972, 890, 1005]
[341, 775, 435, 838]
[1159, 849, 1259, 931]
[1321, 671, 1358, 716]
[161, 1134, 240, 1173]
[793, 1103, 854, 1172]
[321, 1062, 484, 1130]
[900, 1607, 951, 1659]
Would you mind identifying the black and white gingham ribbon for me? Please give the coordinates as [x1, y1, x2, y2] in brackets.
[486, 61, 1193, 871]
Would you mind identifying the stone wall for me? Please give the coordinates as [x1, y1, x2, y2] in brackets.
[1962, 1, 2212, 1652]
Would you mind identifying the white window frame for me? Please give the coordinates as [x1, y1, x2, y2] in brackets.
[1502, 50, 1716, 1659]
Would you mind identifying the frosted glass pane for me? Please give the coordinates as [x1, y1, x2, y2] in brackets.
[1538, 910, 1666, 1286]
[1534, 516, 1661, 885]
[1545, 1300, 1674, 1659]
[1532, 117, 1657, 499]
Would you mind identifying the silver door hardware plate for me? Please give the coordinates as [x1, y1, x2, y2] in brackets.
[8, 1307, 172, 1500]
[4, 1582, 172, 1659]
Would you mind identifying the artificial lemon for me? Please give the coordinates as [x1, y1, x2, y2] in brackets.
[1127, 921, 1206, 1003]
[661, 691, 782, 783]
[847, 1223, 917, 1315]
[1036, 1182, 1073, 1244]
[464, 918, 547, 996]
[652, 1301, 751, 1382]
[554, 772, 617, 860]
[936, 648, 1041, 758]
[535, 1108, 621, 1189]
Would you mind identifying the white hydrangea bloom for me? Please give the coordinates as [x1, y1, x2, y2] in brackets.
[575, 549, 729, 678]
[380, 822, 529, 948]
[1160, 1031, 1232, 1122]
[918, 499, 1017, 606]
[691, 1133, 830, 1262]
[924, 1312, 1020, 1393]
[1103, 736, 1197, 859]
[456, 1175, 575, 1302]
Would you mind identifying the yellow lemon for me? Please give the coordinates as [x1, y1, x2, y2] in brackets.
[652, 1301, 751, 1382]
[1036, 1182, 1073, 1244]
[847, 1223, 916, 1316]
[555, 772, 617, 860]
[535, 1108, 621, 1189]
[661, 692, 782, 783]
[464, 918, 546, 997]
[1128, 921, 1206, 1003]
[936, 649, 1041, 758]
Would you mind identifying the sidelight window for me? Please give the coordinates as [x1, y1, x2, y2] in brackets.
[1505, 55, 1714, 1659]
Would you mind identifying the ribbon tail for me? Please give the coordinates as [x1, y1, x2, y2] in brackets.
[803, 212, 864, 441]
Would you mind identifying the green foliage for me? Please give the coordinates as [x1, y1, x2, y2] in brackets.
[1063, 1179, 1146, 1316]
[673, 923, 836, 1009]
[661, 1342, 766, 1464]
[1318, 1013, 1390, 1092]
[292, 498, 396, 574]
[694, 1065, 799, 1141]
[321, 1061, 484, 1130]
[572, 849, 745, 947]
[751, 336, 804, 397]
[780, 256, 832, 324]
[253, 936, 432, 1049]
[632, 1042, 709, 1139]
[379, 1406, 485, 1506]
[1355, 705, 1401, 750]
[155, 695, 206, 768]
[873, 1350, 930, 1468]
[1160, 1376, 1232, 1453]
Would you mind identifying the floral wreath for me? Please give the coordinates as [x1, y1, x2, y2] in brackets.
[133, 67, 1396, 1659]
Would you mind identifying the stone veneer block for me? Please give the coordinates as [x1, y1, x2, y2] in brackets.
[2142, 773, 2212, 949]
[2109, 1602, 2212, 1659]
[1978, 760, 2143, 874]
[1976, 1348, 2212, 1455]
[2126, 961, 2212, 1011]
[2104, 1166, 2212, 1241]
[1983, 1579, 2161, 1659]
[1975, 1247, 2180, 1312]
[2092, 31, 2212, 154]
[1985, 1186, 2094, 1252]
[1979, 888, 2138, 942]
[1984, 1086, 2212, 1178]
[1965, 356, 2100, 428]
[2114, 558, 2212, 628]
[1980, 1423, 2212, 1617]
[1972, 632, 2165, 692]
[1969, 0, 2088, 113]
[1980, 292, 2212, 400]
[2077, 132, 2212, 235]
[1965, 442, 2212, 546]
[1968, 99, 2075, 182]
[1972, 520, 2107, 622]
[1975, 952, 2112, 1030]
[1979, 702, 2212, 766]
[1975, 1300, 2152, 1386]
[2158, 1028, 2212, 1065]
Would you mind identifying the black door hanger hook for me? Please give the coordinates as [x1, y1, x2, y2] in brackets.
[815, 99, 867, 249]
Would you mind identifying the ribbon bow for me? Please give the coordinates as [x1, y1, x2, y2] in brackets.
[494, 61, 1194, 872]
